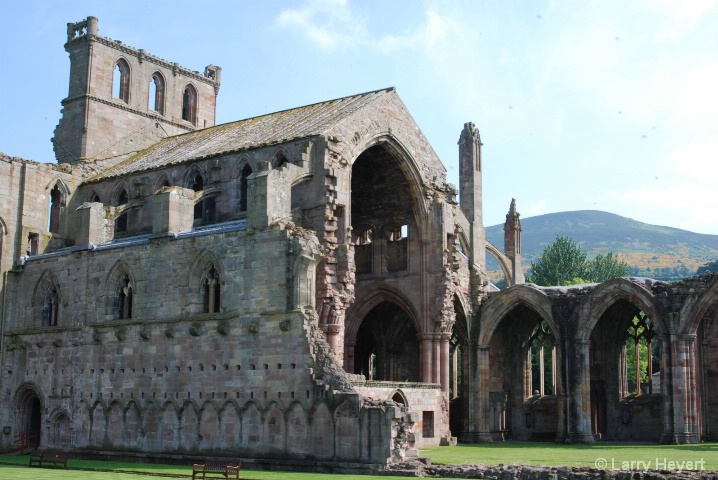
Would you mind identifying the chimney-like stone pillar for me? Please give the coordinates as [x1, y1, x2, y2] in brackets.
[152, 186, 195, 234]
[75, 202, 107, 245]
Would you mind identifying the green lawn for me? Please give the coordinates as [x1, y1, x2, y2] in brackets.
[423, 442, 718, 471]
[1, 442, 717, 479]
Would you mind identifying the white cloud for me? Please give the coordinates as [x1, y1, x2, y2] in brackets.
[523, 200, 550, 218]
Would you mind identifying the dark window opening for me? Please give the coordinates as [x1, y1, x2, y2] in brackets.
[89, 192, 101, 203]
[28, 233, 39, 256]
[387, 224, 408, 272]
[275, 152, 289, 168]
[118, 189, 129, 205]
[113, 60, 130, 103]
[529, 320, 556, 396]
[115, 212, 128, 233]
[191, 174, 204, 192]
[194, 196, 216, 225]
[203, 265, 221, 313]
[43, 285, 59, 327]
[182, 85, 197, 125]
[240, 165, 252, 212]
[422, 411, 434, 438]
[119, 276, 133, 320]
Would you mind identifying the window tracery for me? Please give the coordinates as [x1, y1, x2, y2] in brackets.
[528, 320, 555, 396]
[118, 275, 133, 320]
[623, 312, 658, 395]
[202, 265, 221, 313]
[43, 285, 59, 327]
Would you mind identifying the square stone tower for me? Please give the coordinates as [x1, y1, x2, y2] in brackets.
[52, 16, 221, 166]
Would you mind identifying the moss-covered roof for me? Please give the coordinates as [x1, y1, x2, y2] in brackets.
[87, 87, 394, 182]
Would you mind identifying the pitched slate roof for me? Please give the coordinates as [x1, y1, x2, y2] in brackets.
[87, 87, 394, 182]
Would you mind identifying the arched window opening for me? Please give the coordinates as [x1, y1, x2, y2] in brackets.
[529, 320, 556, 396]
[89, 192, 101, 203]
[118, 189, 129, 205]
[202, 265, 221, 313]
[182, 85, 197, 125]
[113, 59, 130, 103]
[354, 230, 372, 274]
[275, 152, 289, 168]
[191, 173, 204, 192]
[118, 275, 133, 320]
[49, 184, 66, 234]
[115, 212, 128, 233]
[239, 165, 252, 212]
[43, 285, 59, 327]
[624, 312, 658, 395]
[387, 224, 408, 272]
[27, 233, 39, 256]
[148, 73, 165, 114]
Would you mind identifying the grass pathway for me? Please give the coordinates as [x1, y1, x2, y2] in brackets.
[1, 442, 717, 479]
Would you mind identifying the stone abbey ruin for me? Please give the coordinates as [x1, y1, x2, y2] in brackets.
[1, 16, 717, 468]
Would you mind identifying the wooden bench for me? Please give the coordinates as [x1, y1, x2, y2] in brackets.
[28, 450, 69, 469]
[192, 458, 241, 479]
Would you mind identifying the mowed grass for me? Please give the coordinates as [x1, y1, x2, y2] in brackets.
[423, 442, 718, 470]
[1, 442, 717, 479]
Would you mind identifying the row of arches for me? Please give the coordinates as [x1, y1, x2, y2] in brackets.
[31, 251, 224, 328]
[113, 58, 198, 125]
[475, 278, 718, 442]
[19, 384, 372, 459]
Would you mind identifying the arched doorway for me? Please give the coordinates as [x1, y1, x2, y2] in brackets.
[589, 299, 662, 441]
[353, 301, 419, 382]
[16, 386, 42, 448]
[449, 296, 469, 438]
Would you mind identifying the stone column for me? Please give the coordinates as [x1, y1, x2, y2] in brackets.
[419, 333, 433, 383]
[665, 334, 699, 443]
[440, 333, 451, 394]
[433, 334, 441, 384]
[325, 324, 342, 360]
[470, 345, 493, 442]
[659, 336, 675, 443]
[566, 339, 595, 443]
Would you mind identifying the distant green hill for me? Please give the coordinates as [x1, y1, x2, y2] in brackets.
[485, 210, 718, 281]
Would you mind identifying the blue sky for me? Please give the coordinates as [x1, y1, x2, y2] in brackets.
[1, 0, 717, 234]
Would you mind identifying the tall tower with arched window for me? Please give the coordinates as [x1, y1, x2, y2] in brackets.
[52, 16, 221, 166]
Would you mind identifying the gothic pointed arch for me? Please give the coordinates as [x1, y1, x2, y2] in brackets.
[85, 188, 102, 203]
[679, 278, 718, 336]
[350, 134, 429, 229]
[478, 284, 559, 346]
[573, 278, 666, 342]
[104, 260, 136, 321]
[113, 58, 131, 103]
[238, 162, 253, 212]
[14, 383, 44, 446]
[148, 71, 165, 115]
[153, 172, 172, 192]
[189, 249, 224, 314]
[271, 148, 290, 169]
[32, 270, 61, 328]
[485, 241, 514, 287]
[47, 178, 70, 235]
[345, 284, 421, 342]
[181, 83, 198, 125]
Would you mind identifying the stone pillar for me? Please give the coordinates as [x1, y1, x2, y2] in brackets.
[440, 333, 450, 394]
[419, 334, 433, 383]
[325, 324, 342, 360]
[433, 335, 441, 384]
[465, 345, 493, 442]
[659, 336, 675, 443]
[664, 334, 699, 443]
[152, 186, 194, 234]
[566, 339, 595, 443]
[74, 202, 107, 245]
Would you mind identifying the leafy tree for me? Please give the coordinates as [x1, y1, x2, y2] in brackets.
[586, 252, 630, 283]
[697, 259, 718, 275]
[527, 235, 629, 286]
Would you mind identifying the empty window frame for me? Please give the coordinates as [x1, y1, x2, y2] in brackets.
[113, 59, 130, 103]
[43, 285, 59, 326]
[239, 165, 252, 212]
[118, 275, 133, 320]
[148, 72, 165, 115]
[624, 312, 658, 395]
[182, 84, 197, 125]
[528, 320, 556, 396]
[202, 265, 221, 313]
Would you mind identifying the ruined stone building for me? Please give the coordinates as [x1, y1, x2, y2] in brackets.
[1, 16, 717, 466]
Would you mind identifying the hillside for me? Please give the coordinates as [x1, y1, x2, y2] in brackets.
[485, 210, 718, 281]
